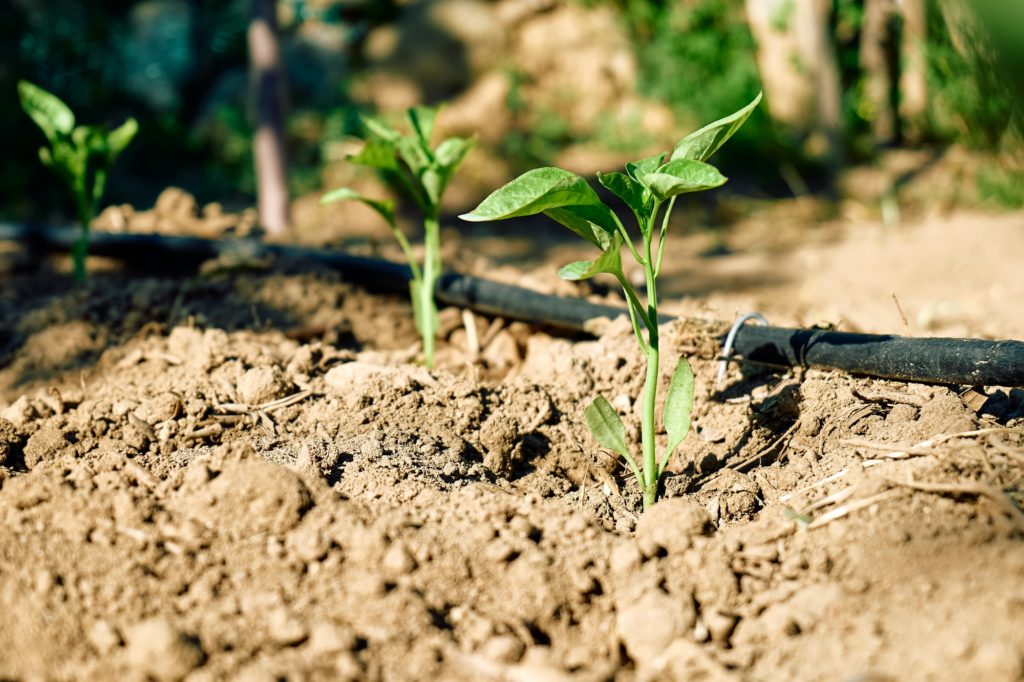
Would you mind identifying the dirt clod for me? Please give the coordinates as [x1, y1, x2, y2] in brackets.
[123, 617, 204, 682]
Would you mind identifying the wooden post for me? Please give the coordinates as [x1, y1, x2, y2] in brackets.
[248, 0, 290, 236]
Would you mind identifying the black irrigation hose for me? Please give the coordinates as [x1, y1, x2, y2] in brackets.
[2, 223, 1023, 387]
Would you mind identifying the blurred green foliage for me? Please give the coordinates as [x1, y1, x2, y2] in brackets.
[3, 0, 1023, 221]
[597, 0, 783, 175]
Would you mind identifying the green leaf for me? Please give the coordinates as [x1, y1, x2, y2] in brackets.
[407, 105, 439, 146]
[639, 158, 727, 201]
[18, 80, 75, 142]
[396, 135, 432, 176]
[349, 138, 399, 171]
[320, 187, 396, 226]
[625, 152, 665, 182]
[543, 203, 618, 249]
[584, 395, 631, 460]
[460, 167, 602, 222]
[558, 233, 623, 280]
[434, 136, 475, 170]
[671, 92, 762, 162]
[361, 115, 401, 142]
[107, 117, 138, 158]
[598, 170, 649, 221]
[659, 357, 695, 474]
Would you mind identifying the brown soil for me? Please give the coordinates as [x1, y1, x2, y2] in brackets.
[1, 200, 1023, 681]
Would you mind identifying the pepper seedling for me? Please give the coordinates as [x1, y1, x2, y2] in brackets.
[322, 106, 475, 368]
[18, 80, 138, 283]
[462, 94, 761, 509]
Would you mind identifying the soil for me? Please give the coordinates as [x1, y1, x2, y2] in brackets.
[1, 196, 1023, 681]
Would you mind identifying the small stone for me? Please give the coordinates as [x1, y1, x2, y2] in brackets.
[609, 541, 642, 574]
[1, 396, 38, 428]
[236, 366, 286, 406]
[479, 413, 519, 478]
[267, 607, 307, 646]
[136, 392, 182, 424]
[87, 620, 122, 653]
[480, 633, 525, 663]
[616, 588, 696, 662]
[123, 617, 204, 682]
[484, 538, 517, 563]
[636, 497, 712, 557]
[0, 418, 23, 467]
[382, 542, 417, 576]
[307, 621, 355, 656]
[704, 609, 739, 646]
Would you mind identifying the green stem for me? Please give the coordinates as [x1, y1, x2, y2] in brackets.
[611, 211, 645, 266]
[72, 194, 92, 283]
[420, 212, 441, 367]
[640, 236, 660, 510]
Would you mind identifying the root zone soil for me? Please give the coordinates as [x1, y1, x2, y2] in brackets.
[1, 223, 1023, 680]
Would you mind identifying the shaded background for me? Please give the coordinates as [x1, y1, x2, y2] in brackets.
[2, 0, 1022, 227]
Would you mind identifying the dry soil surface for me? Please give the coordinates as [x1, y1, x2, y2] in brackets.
[0, 202, 1022, 681]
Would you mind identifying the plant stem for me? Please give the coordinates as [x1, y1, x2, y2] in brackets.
[72, 196, 92, 283]
[640, 230, 660, 510]
[420, 212, 441, 367]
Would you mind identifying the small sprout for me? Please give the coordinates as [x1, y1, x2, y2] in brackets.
[463, 93, 761, 510]
[322, 106, 475, 368]
[18, 80, 138, 282]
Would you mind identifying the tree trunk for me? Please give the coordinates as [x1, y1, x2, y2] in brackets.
[249, 0, 290, 236]
[744, 0, 843, 166]
[861, 0, 897, 146]
[899, 0, 928, 143]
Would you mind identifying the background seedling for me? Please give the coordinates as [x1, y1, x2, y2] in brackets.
[462, 94, 761, 509]
[18, 80, 137, 282]
[321, 106, 475, 368]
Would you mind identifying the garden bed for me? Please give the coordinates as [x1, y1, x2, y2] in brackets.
[1, 203, 1022, 681]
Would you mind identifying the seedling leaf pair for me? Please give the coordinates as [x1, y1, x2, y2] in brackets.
[462, 92, 761, 510]
[583, 357, 694, 485]
[322, 106, 475, 367]
[18, 80, 138, 282]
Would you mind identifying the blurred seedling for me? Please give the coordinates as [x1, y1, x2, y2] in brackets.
[462, 94, 761, 510]
[321, 106, 475, 368]
[18, 80, 138, 282]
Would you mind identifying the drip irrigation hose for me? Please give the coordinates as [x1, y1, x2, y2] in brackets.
[2, 223, 1023, 387]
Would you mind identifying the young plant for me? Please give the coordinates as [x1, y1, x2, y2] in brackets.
[321, 106, 475, 368]
[18, 80, 138, 282]
[462, 94, 761, 510]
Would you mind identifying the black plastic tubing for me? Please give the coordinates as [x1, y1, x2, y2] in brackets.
[2, 223, 1022, 387]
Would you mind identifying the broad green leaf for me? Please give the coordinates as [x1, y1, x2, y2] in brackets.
[543, 202, 618, 249]
[597, 170, 648, 221]
[558, 233, 623, 281]
[320, 187, 396, 226]
[460, 167, 601, 222]
[640, 158, 727, 201]
[349, 138, 399, 171]
[107, 117, 138, 158]
[362, 115, 401, 142]
[584, 395, 631, 459]
[659, 357, 695, 474]
[625, 152, 665, 182]
[671, 92, 762, 162]
[407, 105, 439, 146]
[18, 80, 75, 142]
